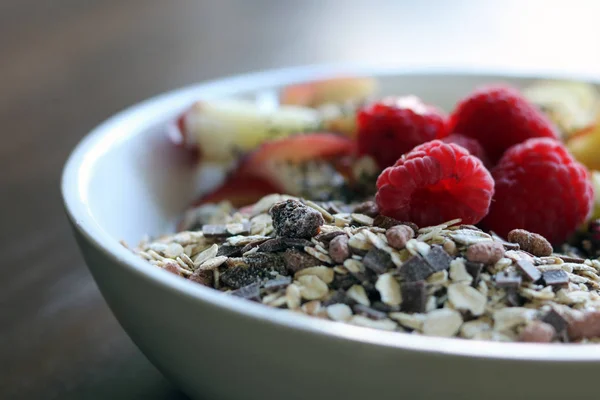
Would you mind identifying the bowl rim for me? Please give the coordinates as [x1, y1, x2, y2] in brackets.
[62, 63, 600, 362]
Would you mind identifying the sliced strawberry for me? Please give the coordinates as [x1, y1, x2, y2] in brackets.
[191, 176, 282, 208]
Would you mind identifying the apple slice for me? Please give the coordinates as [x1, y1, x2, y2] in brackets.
[281, 76, 377, 107]
[567, 122, 600, 170]
[175, 100, 322, 163]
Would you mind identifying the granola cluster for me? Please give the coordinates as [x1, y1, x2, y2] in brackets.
[133, 194, 600, 343]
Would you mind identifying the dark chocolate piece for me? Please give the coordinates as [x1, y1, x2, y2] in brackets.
[400, 281, 427, 313]
[189, 268, 213, 287]
[243, 253, 286, 274]
[352, 200, 379, 217]
[217, 245, 242, 258]
[424, 245, 453, 272]
[398, 255, 434, 282]
[516, 259, 542, 282]
[494, 271, 522, 289]
[240, 238, 270, 254]
[465, 261, 484, 285]
[363, 248, 394, 274]
[558, 255, 585, 264]
[373, 215, 418, 232]
[542, 269, 569, 288]
[281, 248, 321, 273]
[230, 282, 261, 301]
[202, 224, 228, 238]
[541, 309, 568, 335]
[262, 276, 292, 291]
[270, 199, 324, 239]
[220, 267, 268, 289]
[257, 237, 313, 253]
[330, 273, 358, 290]
[314, 230, 346, 243]
[352, 304, 387, 320]
[506, 289, 523, 307]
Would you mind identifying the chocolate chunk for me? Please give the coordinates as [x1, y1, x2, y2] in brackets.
[424, 245, 453, 272]
[542, 269, 569, 288]
[202, 224, 228, 238]
[220, 267, 269, 289]
[243, 252, 286, 274]
[373, 215, 418, 232]
[506, 289, 523, 307]
[257, 237, 313, 253]
[465, 261, 483, 285]
[281, 248, 321, 273]
[363, 248, 395, 274]
[353, 200, 379, 217]
[516, 259, 542, 282]
[322, 289, 354, 306]
[217, 245, 242, 258]
[541, 309, 568, 336]
[558, 255, 585, 264]
[398, 255, 434, 282]
[352, 304, 387, 320]
[315, 230, 346, 243]
[494, 271, 522, 289]
[400, 281, 427, 313]
[263, 276, 292, 291]
[371, 301, 401, 313]
[230, 282, 261, 301]
[270, 199, 324, 239]
[330, 273, 358, 290]
[189, 268, 213, 287]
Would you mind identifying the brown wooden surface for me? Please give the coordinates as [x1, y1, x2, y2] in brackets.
[2, 1, 599, 399]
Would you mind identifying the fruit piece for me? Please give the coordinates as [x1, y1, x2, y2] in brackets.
[357, 96, 448, 169]
[175, 100, 322, 163]
[482, 138, 594, 244]
[523, 80, 600, 138]
[567, 122, 600, 170]
[281, 76, 377, 107]
[234, 132, 356, 197]
[192, 176, 282, 208]
[441, 133, 489, 166]
[448, 85, 559, 164]
[375, 140, 494, 227]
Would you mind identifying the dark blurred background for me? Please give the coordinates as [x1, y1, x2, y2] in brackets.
[1, 1, 599, 399]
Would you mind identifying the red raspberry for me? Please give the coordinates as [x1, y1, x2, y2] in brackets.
[482, 138, 594, 244]
[375, 140, 494, 227]
[357, 96, 447, 169]
[448, 85, 559, 164]
[441, 133, 490, 167]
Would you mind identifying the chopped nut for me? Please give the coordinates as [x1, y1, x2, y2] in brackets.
[507, 229, 553, 257]
[302, 300, 323, 316]
[375, 273, 402, 306]
[447, 283, 486, 316]
[386, 225, 415, 250]
[326, 303, 353, 321]
[466, 241, 505, 264]
[296, 275, 329, 301]
[295, 266, 335, 284]
[567, 310, 600, 340]
[422, 309, 463, 337]
[286, 283, 302, 309]
[519, 321, 556, 343]
[347, 284, 370, 306]
[329, 235, 350, 264]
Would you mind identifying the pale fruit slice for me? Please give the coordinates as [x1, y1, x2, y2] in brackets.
[281, 76, 377, 107]
[567, 122, 600, 170]
[523, 80, 600, 138]
[175, 100, 322, 163]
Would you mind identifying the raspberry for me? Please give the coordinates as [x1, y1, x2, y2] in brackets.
[448, 85, 559, 164]
[375, 140, 494, 227]
[357, 96, 447, 169]
[482, 138, 594, 244]
[441, 133, 490, 166]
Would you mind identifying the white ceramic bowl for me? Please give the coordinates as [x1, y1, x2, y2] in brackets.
[62, 65, 600, 400]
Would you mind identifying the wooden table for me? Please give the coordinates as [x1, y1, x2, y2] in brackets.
[2, 1, 599, 398]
